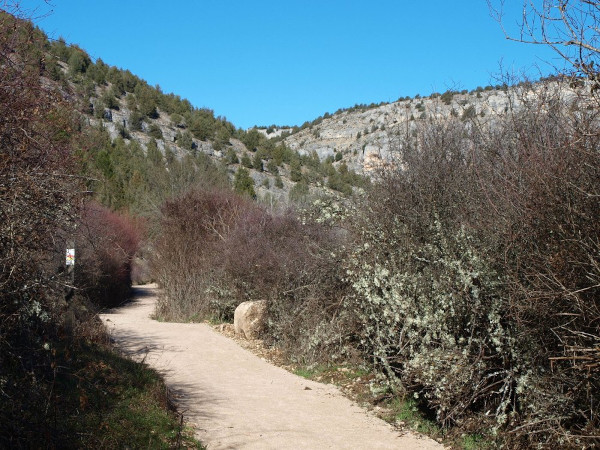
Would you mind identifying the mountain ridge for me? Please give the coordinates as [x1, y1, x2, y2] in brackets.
[39, 21, 584, 209]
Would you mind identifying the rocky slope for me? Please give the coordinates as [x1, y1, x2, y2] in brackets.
[68, 44, 581, 205]
[280, 78, 581, 174]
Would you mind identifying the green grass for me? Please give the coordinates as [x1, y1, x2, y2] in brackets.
[293, 364, 335, 379]
[461, 433, 493, 450]
[384, 397, 442, 438]
[1, 338, 204, 448]
[293, 363, 370, 383]
[286, 361, 497, 449]
[61, 343, 203, 448]
[385, 397, 495, 449]
[293, 366, 320, 379]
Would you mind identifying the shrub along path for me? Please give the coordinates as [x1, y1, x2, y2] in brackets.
[101, 284, 443, 449]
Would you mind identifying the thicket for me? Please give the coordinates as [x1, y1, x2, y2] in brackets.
[152, 190, 352, 358]
[0, 10, 192, 446]
[75, 202, 142, 308]
[347, 80, 599, 446]
[0, 13, 80, 439]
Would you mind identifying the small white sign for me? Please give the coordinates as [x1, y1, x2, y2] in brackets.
[66, 248, 75, 266]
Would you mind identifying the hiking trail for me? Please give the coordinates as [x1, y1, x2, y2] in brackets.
[101, 284, 444, 449]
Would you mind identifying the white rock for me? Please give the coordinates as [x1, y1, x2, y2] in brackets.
[233, 300, 267, 340]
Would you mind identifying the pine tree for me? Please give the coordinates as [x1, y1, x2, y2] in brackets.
[234, 167, 256, 199]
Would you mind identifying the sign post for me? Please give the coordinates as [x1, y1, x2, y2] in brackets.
[65, 241, 75, 301]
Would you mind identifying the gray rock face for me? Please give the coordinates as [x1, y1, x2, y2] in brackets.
[281, 85, 564, 174]
[87, 77, 580, 203]
[234, 300, 267, 340]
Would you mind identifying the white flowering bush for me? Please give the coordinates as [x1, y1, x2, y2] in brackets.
[300, 196, 353, 226]
[346, 214, 515, 425]
[342, 86, 600, 445]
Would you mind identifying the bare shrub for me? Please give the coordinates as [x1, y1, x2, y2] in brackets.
[152, 189, 251, 321]
[75, 202, 143, 308]
[0, 9, 85, 444]
[346, 115, 513, 428]
[346, 79, 600, 445]
[152, 188, 352, 361]
[480, 82, 600, 446]
[223, 205, 351, 361]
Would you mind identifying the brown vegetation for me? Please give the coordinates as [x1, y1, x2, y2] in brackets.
[0, 10, 174, 447]
[76, 201, 143, 307]
[345, 79, 600, 446]
[152, 189, 352, 360]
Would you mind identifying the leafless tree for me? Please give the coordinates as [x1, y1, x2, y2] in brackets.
[489, 1, 600, 82]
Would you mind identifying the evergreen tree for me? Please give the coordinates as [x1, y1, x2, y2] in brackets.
[214, 124, 232, 149]
[67, 47, 90, 74]
[289, 181, 309, 203]
[226, 147, 239, 164]
[190, 109, 215, 141]
[234, 167, 256, 199]
[129, 110, 143, 131]
[148, 124, 163, 140]
[176, 131, 194, 150]
[253, 152, 264, 172]
[274, 175, 284, 189]
[241, 153, 253, 168]
[146, 139, 163, 166]
[241, 128, 262, 151]
[101, 89, 119, 110]
[87, 57, 108, 85]
[266, 159, 278, 174]
[290, 158, 302, 182]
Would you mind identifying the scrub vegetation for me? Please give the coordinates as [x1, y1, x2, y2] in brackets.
[2, 1, 600, 448]
[154, 86, 600, 446]
[0, 8, 200, 447]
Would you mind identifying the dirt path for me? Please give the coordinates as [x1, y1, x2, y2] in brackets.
[100, 284, 444, 449]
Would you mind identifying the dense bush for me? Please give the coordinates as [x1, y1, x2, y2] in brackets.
[232, 166, 254, 199]
[0, 12, 158, 444]
[0, 11, 124, 444]
[343, 80, 600, 446]
[0, 6, 81, 399]
[152, 189, 351, 360]
[152, 189, 251, 320]
[75, 202, 142, 308]
[151, 79, 595, 446]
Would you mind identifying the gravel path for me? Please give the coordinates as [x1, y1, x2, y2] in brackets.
[100, 284, 444, 450]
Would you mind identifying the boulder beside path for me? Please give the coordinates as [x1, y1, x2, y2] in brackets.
[234, 300, 266, 340]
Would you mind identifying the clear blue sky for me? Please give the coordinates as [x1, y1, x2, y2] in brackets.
[18, 0, 561, 129]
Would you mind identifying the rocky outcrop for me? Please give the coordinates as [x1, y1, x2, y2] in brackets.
[233, 300, 267, 340]
[281, 83, 578, 173]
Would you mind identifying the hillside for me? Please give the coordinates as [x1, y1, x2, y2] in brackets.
[37, 39, 370, 210]
[280, 78, 585, 173]
[38, 27, 577, 210]
[40, 29, 588, 213]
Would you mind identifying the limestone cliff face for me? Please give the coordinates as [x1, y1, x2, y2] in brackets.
[280, 80, 579, 174]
